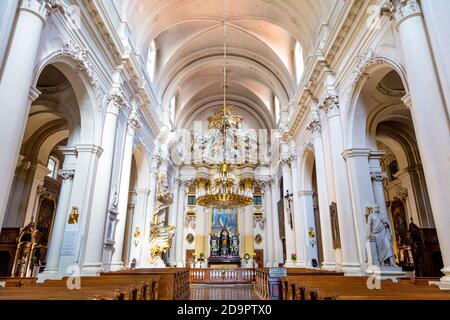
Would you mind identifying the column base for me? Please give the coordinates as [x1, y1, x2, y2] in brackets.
[437, 269, 450, 290]
[81, 263, 103, 276]
[109, 262, 125, 272]
[37, 269, 64, 283]
[284, 260, 297, 268]
[340, 262, 364, 276]
[366, 265, 406, 282]
[321, 261, 336, 271]
[293, 260, 307, 268]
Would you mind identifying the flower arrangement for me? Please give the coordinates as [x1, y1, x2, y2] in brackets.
[291, 253, 297, 261]
[198, 253, 205, 261]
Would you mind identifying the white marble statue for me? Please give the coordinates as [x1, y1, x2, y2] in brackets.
[366, 206, 397, 266]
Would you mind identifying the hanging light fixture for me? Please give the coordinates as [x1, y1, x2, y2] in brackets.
[195, 1, 254, 208]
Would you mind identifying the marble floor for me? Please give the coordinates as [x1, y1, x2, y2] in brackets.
[190, 284, 260, 300]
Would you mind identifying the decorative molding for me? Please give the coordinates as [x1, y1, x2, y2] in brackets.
[342, 148, 371, 160]
[128, 109, 142, 130]
[253, 214, 265, 230]
[19, 0, 65, 22]
[397, 187, 408, 201]
[319, 95, 340, 115]
[110, 184, 119, 209]
[370, 171, 388, 182]
[57, 168, 75, 181]
[61, 40, 98, 86]
[106, 91, 129, 114]
[376, 82, 406, 97]
[28, 86, 42, 102]
[307, 118, 321, 135]
[380, 0, 422, 27]
[184, 212, 196, 229]
[75, 144, 103, 157]
[401, 93, 413, 109]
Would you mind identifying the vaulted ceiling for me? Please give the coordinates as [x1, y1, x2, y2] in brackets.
[117, 0, 335, 129]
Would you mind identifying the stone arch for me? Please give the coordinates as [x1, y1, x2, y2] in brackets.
[346, 54, 409, 150]
[32, 46, 101, 147]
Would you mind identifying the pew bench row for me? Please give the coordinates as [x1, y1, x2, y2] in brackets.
[281, 275, 450, 300]
[0, 268, 190, 300]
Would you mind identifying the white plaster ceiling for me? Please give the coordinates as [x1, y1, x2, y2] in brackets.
[118, 0, 334, 128]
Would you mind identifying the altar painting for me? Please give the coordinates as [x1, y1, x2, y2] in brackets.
[211, 208, 238, 234]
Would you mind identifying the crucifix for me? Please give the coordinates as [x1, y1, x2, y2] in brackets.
[284, 190, 294, 229]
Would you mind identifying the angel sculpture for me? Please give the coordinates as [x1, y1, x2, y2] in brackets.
[148, 224, 176, 267]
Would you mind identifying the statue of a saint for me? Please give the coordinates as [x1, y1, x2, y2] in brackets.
[366, 206, 396, 266]
[210, 234, 219, 257]
[219, 227, 230, 256]
[230, 234, 239, 256]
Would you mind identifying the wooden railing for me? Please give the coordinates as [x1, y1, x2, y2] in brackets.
[190, 268, 255, 284]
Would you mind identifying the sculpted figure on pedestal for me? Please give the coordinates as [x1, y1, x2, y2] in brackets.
[366, 206, 397, 266]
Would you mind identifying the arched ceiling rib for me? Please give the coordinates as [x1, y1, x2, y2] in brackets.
[121, 0, 333, 128]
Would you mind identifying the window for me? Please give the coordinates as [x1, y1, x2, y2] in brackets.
[47, 156, 59, 179]
[188, 195, 196, 206]
[274, 96, 281, 124]
[294, 41, 304, 83]
[389, 160, 399, 181]
[253, 195, 262, 206]
[147, 40, 156, 82]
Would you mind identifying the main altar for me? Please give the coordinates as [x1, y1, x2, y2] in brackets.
[208, 226, 241, 268]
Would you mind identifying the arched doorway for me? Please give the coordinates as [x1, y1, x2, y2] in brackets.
[348, 64, 442, 277]
[0, 60, 97, 277]
[300, 148, 322, 268]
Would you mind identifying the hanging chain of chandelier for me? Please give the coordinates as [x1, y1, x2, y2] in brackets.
[195, 2, 254, 209]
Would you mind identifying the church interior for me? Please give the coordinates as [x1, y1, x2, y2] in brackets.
[0, 0, 449, 301]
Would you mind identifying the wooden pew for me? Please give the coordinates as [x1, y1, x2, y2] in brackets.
[281, 274, 450, 300]
[255, 268, 344, 300]
[0, 277, 36, 287]
[0, 274, 160, 300]
[103, 268, 190, 300]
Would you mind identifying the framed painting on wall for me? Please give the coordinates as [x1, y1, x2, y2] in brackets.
[211, 208, 238, 235]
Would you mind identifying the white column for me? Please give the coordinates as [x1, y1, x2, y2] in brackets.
[290, 155, 308, 267]
[270, 179, 283, 266]
[0, 0, 62, 229]
[81, 93, 128, 274]
[299, 191, 319, 267]
[110, 111, 141, 271]
[39, 144, 102, 281]
[369, 152, 389, 222]
[307, 115, 335, 269]
[343, 149, 376, 269]
[421, 0, 450, 115]
[387, 0, 450, 288]
[3, 156, 32, 227]
[320, 95, 361, 275]
[40, 148, 76, 276]
[263, 181, 274, 267]
[280, 157, 297, 267]
[23, 163, 52, 226]
[128, 189, 149, 267]
[175, 181, 187, 267]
